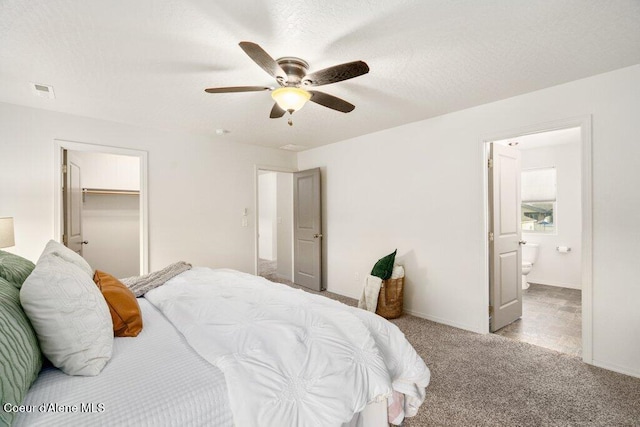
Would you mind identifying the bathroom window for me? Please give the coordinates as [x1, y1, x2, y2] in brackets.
[521, 167, 556, 234]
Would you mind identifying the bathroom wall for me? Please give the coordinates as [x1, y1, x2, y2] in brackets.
[521, 141, 582, 289]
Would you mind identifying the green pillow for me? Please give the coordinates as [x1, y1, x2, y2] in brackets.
[0, 250, 36, 289]
[371, 249, 397, 280]
[0, 277, 43, 426]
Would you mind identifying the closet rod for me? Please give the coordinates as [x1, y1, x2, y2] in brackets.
[82, 188, 140, 196]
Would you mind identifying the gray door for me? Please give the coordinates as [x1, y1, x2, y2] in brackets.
[489, 143, 523, 331]
[62, 150, 85, 256]
[293, 168, 322, 290]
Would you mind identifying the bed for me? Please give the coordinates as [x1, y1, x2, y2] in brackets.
[0, 242, 430, 427]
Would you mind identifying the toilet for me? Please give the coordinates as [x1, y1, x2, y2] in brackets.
[521, 242, 539, 290]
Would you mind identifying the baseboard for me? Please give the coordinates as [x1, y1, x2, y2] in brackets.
[528, 280, 581, 290]
[591, 359, 640, 379]
[403, 308, 481, 334]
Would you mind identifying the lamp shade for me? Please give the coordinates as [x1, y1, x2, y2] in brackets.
[0, 217, 15, 248]
[271, 87, 311, 112]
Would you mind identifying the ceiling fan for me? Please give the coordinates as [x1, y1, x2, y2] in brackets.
[205, 42, 369, 125]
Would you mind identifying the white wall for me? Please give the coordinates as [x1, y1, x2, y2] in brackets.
[521, 142, 582, 289]
[276, 172, 293, 281]
[75, 151, 140, 191]
[258, 172, 277, 261]
[82, 193, 139, 278]
[0, 102, 296, 274]
[74, 151, 140, 278]
[298, 65, 640, 378]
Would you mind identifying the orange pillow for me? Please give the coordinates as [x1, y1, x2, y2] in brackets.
[93, 270, 143, 337]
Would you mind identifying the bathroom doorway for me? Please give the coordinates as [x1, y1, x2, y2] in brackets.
[484, 118, 592, 360]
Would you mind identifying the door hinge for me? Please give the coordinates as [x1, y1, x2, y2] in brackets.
[62, 164, 68, 174]
[488, 231, 494, 242]
[62, 234, 67, 244]
[487, 158, 493, 168]
[489, 305, 494, 316]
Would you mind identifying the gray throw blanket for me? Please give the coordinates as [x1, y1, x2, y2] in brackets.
[120, 261, 192, 297]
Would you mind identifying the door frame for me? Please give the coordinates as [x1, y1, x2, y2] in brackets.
[480, 115, 593, 363]
[253, 165, 296, 279]
[53, 139, 149, 275]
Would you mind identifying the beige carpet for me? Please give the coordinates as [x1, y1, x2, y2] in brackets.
[262, 272, 640, 426]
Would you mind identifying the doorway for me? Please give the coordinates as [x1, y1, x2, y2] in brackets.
[54, 140, 149, 276]
[483, 117, 593, 361]
[255, 166, 323, 291]
[257, 169, 294, 282]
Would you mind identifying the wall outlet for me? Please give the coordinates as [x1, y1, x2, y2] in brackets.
[241, 217, 248, 227]
[354, 272, 361, 282]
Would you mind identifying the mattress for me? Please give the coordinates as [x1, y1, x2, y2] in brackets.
[14, 299, 234, 427]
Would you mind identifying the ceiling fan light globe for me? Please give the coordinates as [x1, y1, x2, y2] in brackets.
[271, 87, 311, 113]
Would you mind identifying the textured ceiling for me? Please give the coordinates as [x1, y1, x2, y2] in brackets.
[495, 127, 581, 151]
[1, 0, 639, 150]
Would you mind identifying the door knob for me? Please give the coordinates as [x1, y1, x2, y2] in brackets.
[518, 240, 527, 245]
[81, 241, 89, 245]
[313, 234, 323, 239]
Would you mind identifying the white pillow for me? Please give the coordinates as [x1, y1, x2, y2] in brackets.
[20, 254, 113, 376]
[38, 239, 94, 278]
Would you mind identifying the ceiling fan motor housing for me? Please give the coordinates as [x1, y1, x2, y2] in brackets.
[275, 57, 310, 86]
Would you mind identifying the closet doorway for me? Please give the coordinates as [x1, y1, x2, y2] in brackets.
[54, 140, 148, 277]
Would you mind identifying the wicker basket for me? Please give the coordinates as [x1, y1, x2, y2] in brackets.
[376, 277, 404, 319]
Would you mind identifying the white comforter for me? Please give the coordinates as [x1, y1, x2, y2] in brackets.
[144, 268, 430, 427]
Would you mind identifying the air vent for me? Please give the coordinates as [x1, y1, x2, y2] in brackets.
[31, 83, 55, 99]
[279, 144, 307, 151]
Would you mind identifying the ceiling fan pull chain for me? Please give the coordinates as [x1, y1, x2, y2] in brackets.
[288, 117, 293, 126]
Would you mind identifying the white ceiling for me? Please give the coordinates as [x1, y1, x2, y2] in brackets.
[1, 0, 639, 150]
[495, 127, 581, 150]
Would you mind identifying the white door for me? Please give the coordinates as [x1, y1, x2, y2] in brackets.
[489, 143, 523, 332]
[62, 150, 85, 256]
[293, 168, 322, 290]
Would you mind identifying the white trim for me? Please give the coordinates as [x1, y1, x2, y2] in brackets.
[253, 165, 296, 278]
[592, 359, 640, 379]
[480, 115, 593, 364]
[53, 139, 149, 274]
[404, 308, 480, 334]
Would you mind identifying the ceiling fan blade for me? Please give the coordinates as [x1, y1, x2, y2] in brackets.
[269, 103, 286, 118]
[302, 61, 369, 86]
[204, 86, 272, 93]
[239, 41, 287, 81]
[308, 90, 355, 113]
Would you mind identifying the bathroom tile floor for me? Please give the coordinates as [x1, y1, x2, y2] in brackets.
[494, 283, 582, 357]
